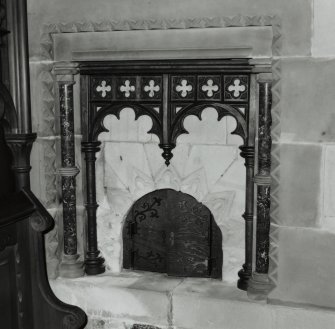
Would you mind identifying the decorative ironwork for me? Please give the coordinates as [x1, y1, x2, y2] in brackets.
[123, 189, 222, 279]
[134, 197, 162, 222]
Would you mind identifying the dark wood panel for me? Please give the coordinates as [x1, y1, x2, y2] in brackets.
[0, 246, 19, 329]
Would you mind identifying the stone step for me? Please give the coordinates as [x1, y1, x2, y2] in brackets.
[50, 271, 335, 329]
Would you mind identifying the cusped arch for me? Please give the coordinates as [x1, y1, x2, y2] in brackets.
[171, 103, 247, 145]
[89, 103, 163, 142]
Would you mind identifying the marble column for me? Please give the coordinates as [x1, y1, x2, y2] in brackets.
[248, 73, 273, 300]
[55, 64, 84, 278]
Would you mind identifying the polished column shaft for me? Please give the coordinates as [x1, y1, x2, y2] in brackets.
[248, 75, 273, 300]
[56, 66, 84, 278]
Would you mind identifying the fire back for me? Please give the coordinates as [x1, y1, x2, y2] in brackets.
[123, 189, 222, 279]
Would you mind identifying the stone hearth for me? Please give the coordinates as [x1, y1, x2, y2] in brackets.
[50, 271, 335, 329]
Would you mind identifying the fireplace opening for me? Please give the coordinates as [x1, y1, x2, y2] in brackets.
[122, 188, 223, 279]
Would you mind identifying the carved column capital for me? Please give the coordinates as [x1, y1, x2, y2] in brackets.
[54, 62, 79, 83]
[5, 133, 37, 189]
[257, 72, 272, 84]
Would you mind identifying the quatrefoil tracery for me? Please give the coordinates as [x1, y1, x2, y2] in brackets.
[89, 74, 249, 165]
[120, 80, 136, 98]
[144, 80, 160, 98]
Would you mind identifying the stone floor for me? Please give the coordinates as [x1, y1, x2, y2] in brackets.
[50, 271, 335, 329]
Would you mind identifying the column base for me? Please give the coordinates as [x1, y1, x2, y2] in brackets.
[237, 266, 251, 291]
[85, 255, 105, 275]
[59, 254, 84, 278]
[247, 272, 273, 301]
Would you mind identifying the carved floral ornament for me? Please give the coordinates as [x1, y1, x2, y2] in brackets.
[202, 79, 219, 97]
[228, 79, 246, 97]
[144, 80, 160, 98]
[120, 80, 135, 98]
[175, 79, 193, 98]
[96, 80, 111, 98]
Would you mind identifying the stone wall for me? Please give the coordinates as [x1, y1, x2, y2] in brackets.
[27, 0, 335, 310]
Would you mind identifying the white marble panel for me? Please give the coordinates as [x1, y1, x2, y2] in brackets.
[177, 107, 227, 145]
[99, 108, 153, 143]
[184, 145, 238, 191]
[103, 142, 153, 189]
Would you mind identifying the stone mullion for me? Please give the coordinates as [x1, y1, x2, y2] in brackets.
[248, 74, 273, 299]
[55, 64, 84, 278]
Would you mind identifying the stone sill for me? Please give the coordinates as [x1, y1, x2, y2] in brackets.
[50, 271, 335, 329]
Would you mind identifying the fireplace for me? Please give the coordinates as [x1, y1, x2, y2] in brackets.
[123, 188, 222, 278]
[51, 20, 275, 297]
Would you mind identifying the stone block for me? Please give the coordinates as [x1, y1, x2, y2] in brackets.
[323, 145, 335, 230]
[173, 279, 275, 329]
[268, 225, 335, 309]
[312, 0, 335, 57]
[50, 272, 182, 327]
[278, 143, 321, 227]
[275, 305, 335, 329]
[281, 58, 335, 143]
